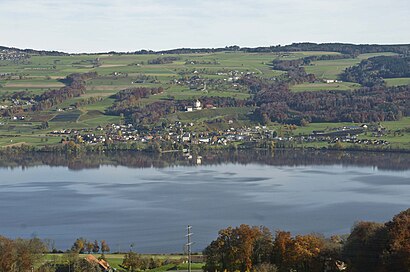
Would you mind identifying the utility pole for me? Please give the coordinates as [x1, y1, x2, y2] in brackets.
[186, 225, 193, 272]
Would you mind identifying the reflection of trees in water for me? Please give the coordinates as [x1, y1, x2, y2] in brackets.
[0, 149, 409, 171]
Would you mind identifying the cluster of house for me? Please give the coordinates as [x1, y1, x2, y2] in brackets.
[0, 49, 29, 61]
[328, 137, 389, 145]
[56, 107, 74, 112]
[185, 99, 204, 112]
[172, 69, 251, 91]
[311, 125, 367, 137]
[217, 70, 255, 79]
[0, 72, 13, 78]
[0, 99, 37, 113]
[12, 116, 26, 121]
[323, 79, 340, 84]
[50, 128, 94, 135]
[55, 121, 276, 147]
[277, 124, 391, 146]
[11, 98, 37, 106]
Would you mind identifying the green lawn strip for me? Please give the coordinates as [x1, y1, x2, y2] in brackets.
[148, 263, 178, 272]
[290, 82, 360, 92]
[384, 77, 410, 87]
[304, 58, 361, 80]
[175, 262, 205, 270]
[356, 52, 398, 60]
[41, 254, 188, 270]
[174, 107, 253, 122]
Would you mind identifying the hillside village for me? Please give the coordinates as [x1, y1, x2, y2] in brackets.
[47, 109, 391, 152]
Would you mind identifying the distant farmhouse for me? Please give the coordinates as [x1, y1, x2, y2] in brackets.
[186, 99, 202, 112]
[323, 79, 339, 84]
[85, 255, 113, 272]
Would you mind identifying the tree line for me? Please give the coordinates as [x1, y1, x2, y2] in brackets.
[137, 43, 410, 56]
[147, 56, 180, 64]
[341, 56, 410, 87]
[271, 59, 316, 85]
[31, 72, 98, 112]
[1, 72, 98, 117]
[204, 208, 410, 272]
[3, 43, 410, 57]
[106, 87, 164, 116]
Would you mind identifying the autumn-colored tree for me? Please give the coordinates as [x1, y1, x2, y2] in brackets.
[288, 234, 325, 272]
[252, 226, 274, 265]
[92, 240, 100, 254]
[232, 224, 261, 272]
[203, 225, 268, 272]
[253, 263, 278, 272]
[0, 236, 17, 272]
[0, 236, 46, 272]
[384, 208, 410, 272]
[101, 240, 110, 254]
[71, 237, 87, 253]
[272, 231, 293, 270]
[122, 251, 143, 272]
[203, 240, 224, 272]
[342, 221, 388, 272]
[85, 241, 94, 254]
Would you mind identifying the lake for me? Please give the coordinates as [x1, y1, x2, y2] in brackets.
[0, 150, 409, 253]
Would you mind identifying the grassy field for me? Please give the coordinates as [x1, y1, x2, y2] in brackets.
[41, 253, 201, 270]
[304, 58, 361, 80]
[385, 77, 410, 86]
[303, 52, 398, 80]
[291, 81, 361, 92]
[174, 107, 253, 123]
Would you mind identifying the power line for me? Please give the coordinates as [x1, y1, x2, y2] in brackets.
[186, 225, 193, 272]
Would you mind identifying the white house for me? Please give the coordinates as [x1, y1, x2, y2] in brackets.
[194, 99, 202, 110]
[182, 133, 191, 142]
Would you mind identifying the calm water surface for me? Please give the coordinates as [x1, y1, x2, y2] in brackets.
[0, 152, 409, 253]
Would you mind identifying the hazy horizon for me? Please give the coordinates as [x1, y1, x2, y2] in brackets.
[1, 0, 409, 53]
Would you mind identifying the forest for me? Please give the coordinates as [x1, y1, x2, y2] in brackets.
[341, 56, 410, 87]
[244, 56, 410, 125]
[204, 209, 410, 272]
[147, 56, 181, 64]
[106, 87, 164, 116]
[140, 43, 410, 56]
[251, 83, 409, 124]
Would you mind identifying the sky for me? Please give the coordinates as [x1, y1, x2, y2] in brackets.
[0, 0, 409, 53]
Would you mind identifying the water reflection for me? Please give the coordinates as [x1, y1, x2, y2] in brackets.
[0, 149, 409, 171]
[0, 150, 409, 253]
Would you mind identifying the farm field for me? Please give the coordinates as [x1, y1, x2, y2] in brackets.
[303, 52, 398, 80]
[290, 81, 360, 92]
[41, 253, 203, 271]
[385, 77, 410, 86]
